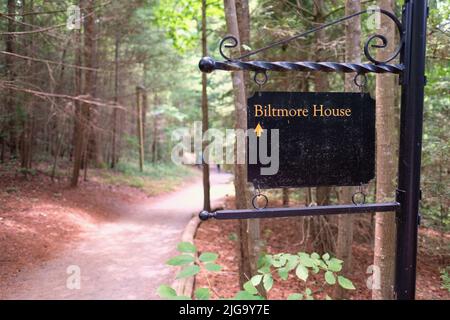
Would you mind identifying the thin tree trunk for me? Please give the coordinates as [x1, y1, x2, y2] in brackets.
[201, 0, 211, 212]
[72, 0, 96, 186]
[334, 0, 361, 300]
[151, 94, 159, 163]
[373, 0, 397, 300]
[136, 87, 145, 172]
[71, 0, 84, 187]
[20, 0, 33, 170]
[223, 0, 254, 289]
[282, 188, 290, 207]
[6, 0, 17, 159]
[310, 0, 334, 254]
[111, 34, 120, 169]
[236, 0, 264, 295]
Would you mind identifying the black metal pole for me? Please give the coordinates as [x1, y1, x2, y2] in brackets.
[395, 0, 428, 300]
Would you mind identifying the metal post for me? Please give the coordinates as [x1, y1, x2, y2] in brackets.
[395, 0, 428, 300]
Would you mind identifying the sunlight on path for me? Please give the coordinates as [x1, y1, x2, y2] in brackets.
[2, 171, 233, 300]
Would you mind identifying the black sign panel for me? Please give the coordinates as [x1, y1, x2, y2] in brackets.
[247, 92, 375, 188]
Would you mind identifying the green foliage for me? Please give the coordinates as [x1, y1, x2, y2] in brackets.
[195, 288, 211, 300]
[177, 242, 197, 253]
[166, 255, 195, 266]
[157, 285, 178, 299]
[440, 267, 450, 292]
[199, 252, 219, 262]
[177, 265, 201, 279]
[157, 242, 355, 300]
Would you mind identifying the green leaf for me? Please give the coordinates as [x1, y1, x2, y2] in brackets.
[173, 295, 191, 300]
[311, 252, 320, 260]
[338, 276, 356, 290]
[199, 252, 218, 263]
[157, 285, 177, 299]
[263, 274, 274, 291]
[195, 288, 211, 300]
[298, 253, 315, 268]
[322, 253, 330, 261]
[205, 263, 222, 272]
[251, 274, 263, 286]
[311, 264, 320, 274]
[166, 255, 195, 266]
[234, 291, 264, 300]
[325, 271, 336, 285]
[327, 258, 343, 272]
[278, 268, 289, 280]
[285, 255, 299, 271]
[244, 280, 258, 295]
[228, 232, 238, 241]
[176, 265, 200, 279]
[177, 242, 196, 253]
[258, 265, 271, 274]
[296, 265, 309, 281]
[272, 258, 285, 268]
[287, 293, 303, 300]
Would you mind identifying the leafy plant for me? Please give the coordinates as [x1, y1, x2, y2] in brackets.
[156, 242, 222, 300]
[157, 242, 355, 300]
[440, 267, 450, 292]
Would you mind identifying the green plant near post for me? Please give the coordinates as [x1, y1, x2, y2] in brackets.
[157, 242, 355, 300]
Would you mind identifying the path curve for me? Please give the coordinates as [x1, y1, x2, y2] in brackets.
[2, 171, 233, 300]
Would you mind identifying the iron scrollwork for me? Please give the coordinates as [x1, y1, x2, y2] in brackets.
[200, 8, 404, 75]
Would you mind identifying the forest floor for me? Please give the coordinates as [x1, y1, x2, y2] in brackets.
[194, 197, 450, 300]
[0, 163, 233, 299]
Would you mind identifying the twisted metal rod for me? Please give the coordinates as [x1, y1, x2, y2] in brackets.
[199, 56, 404, 74]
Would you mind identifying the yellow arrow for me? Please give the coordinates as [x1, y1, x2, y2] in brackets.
[255, 123, 264, 137]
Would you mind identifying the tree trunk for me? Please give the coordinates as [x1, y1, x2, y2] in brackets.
[111, 34, 120, 169]
[136, 87, 145, 172]
[201, 0, 211, 212]
[309, 0, 334, 254]
[373, 0, 397, 300]
[151, 94, 159, 163]
[282, 188, 290, 207]
[5, 0, 17, 159]
[71, 0, 84, 187]
[334, 0, 361, 300]
[223, 0, 257, 289]
[72, 0, 96, 186]
[20, 0, 35, 170]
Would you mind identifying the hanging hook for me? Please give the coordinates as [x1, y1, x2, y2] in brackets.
[352, 183, 367, 206]
[252, 183, 269, 210]
[354, 73, 368, 94]
[254, 71, 268, 92]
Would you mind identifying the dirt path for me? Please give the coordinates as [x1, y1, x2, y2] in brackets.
[1, 171, 233, 300]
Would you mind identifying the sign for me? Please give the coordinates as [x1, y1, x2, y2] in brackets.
[247, 92, 375, 188]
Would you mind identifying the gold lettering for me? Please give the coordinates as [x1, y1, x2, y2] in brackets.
[255, 104, 263, 117]
[313, 104, 323, 117]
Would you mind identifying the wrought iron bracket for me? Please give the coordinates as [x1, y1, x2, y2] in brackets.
[199, 202, 400, 221]
[199, 57, 404, 74]
[199, 8, 404, 75]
